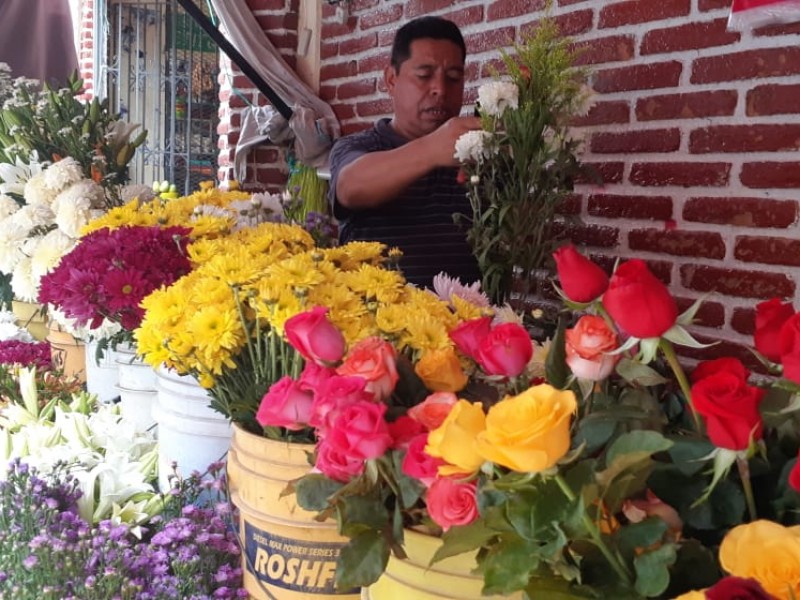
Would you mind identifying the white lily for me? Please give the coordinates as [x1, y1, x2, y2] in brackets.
[91, 451, 157, 522]
[0, 154, 42, 196]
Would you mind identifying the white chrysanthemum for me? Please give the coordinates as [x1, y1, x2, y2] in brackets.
[11, 255, 37, 301]
[22, 172, 57, 207]
[11, 203, 54, 232]
[0, 219, 28, 273]
[43, 157, 84, 194]
[0, 310, 34, 342]
[120, 183, 156, 204]
[454, 130, 493, 163]
[0, 194, 19, 219]
[193, 204, 233, 219]
[477, 81, 519, 117]
[52, 182, 98, 237]
[30, 229, 76, 283]
[433, 272, 490, 308]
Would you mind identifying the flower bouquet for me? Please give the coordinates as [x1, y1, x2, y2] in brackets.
[269, 243, 800, 599]
[454, 18, 595, 307]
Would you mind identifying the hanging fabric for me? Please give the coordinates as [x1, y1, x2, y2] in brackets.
[729, 0, 800, 29]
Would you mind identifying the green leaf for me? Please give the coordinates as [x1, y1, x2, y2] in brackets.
[335, 529, 390, 589]
[432, 520, 497, 564]
[615, 358, 668, 387]
[505, 481, 570, 540]
[633, 543, 677, 598]
[546, 316, 570, 390]
[661, 324, 715, 349]
[667, 437, 715, 477]
[606, 431, 673, 467]
[482, 536, 540, 596]
[336, 493, 389, 536]
[525, 575, 601, 599]
[293, 474, 343, 512]
[576, 417, 617, 455]
[615, 517, 668, 559]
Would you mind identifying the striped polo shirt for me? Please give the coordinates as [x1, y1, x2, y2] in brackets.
[328, 118, 482, 290]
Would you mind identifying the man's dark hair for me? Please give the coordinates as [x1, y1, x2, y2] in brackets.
[390, 16, 466, 71]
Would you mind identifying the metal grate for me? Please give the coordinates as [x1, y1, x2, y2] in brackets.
[98, 0, 220, 195]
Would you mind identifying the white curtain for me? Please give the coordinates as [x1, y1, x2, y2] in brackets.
[209, 0, 340, 174]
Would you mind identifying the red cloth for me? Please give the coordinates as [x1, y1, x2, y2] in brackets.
[729, 0, 800, 28]
[0, 0, 78, 85]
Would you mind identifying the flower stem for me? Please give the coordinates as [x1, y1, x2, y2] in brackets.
[736, 456, 758, 522]
[553, 473, 633, 587]
[659, 339, 702, 432]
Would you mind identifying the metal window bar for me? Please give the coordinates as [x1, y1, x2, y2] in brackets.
[99, 0, 220, 195]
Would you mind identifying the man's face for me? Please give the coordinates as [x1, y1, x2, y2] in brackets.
[385, 38, 465, 140]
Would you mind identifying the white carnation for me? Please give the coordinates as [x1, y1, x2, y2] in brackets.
[11, 255, 37, 301]
[30, 229, 76, 283]
[52, 182, 98, 237]
[0, 219, 28, 273]
[23, 172, 57, 207]
[477, 81, 519, 117]
[43, 157, 84, 194]
[11, 203, 54, 232]
[0, 194, 19, 219]
[454, 130, 493, 163]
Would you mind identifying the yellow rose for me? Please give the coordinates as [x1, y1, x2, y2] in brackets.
[425, 399, 486, 476]
[476, 384, 576, 473]
[414, 348, 468, 392]
[719, 520, 800, 600]
[671, 592, 705, 600]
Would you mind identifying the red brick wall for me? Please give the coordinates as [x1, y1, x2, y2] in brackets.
[224, 0, 800, 356]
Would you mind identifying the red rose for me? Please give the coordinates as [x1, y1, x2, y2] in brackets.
[284, 306, 346, 366]
[309, 375, 373, 434]
[691, 372, 765, 451]
[387, 416, 426, 449]
[475, 322, 533, 378]
[602, 259, 678, 339]
[326, 400, 393, 460]
[401, 433, 445, 486]
[691, 357, 750, 385]
[779, 313, 800, 384]
[553, 244, 609, 303]
[449, 316, 492, 360]
[426, 477, 479, 531]
[755, 298, 794, 363]
[788, 450, 800, 494]
[315, 438, 365, 482]
[565, 315, 620, 381]
[337, 337, 398, 401]
[705, 576, 777, 600]
[256, 376, 314, 430]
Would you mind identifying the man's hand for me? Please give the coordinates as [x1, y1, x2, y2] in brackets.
[425, 116, 482, 167]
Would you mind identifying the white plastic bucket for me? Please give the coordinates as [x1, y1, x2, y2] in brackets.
[115, 345, 158, 390]
[85, 341, 121, 404]
[153, 366, 232, 491]
[117, 384, 158, 433]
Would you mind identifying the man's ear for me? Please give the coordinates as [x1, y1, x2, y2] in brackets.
[384, 65, 397, 94]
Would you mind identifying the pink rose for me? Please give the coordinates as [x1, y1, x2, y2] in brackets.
[315, 438, 365, 482]
[401, 434, 445, 487]
[388, 416, 426, 449]
[256, 376, 314, 430]
[284, 306, 346, 365]
[475, 322, 533, 378]
[602, 259, 678, 339]
[426, 477, 479, 531]
[326, 400, 393, 460]
[553, 244, 609, 303]
[407, 392, 458, 431]
[449, 316, 492, 359]
[309, 375, 373, 434]
[754, 298, 794, 363]
[298, 361, 337, 392]
[336, 337, 398, 402]
[565, 315, 620, 381]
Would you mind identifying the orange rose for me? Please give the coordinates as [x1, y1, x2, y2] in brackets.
[408, 392, 458, 430]
[414, 348, 468, 392]
[565, 315, 620, 381]
[336, 337, 398, 402]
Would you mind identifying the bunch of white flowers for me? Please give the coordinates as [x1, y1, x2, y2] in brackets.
[477, 80, 520, 117]
[0, 367, 161, 526]
[0, 157, 106, 302]
[453, 130, 494, 163]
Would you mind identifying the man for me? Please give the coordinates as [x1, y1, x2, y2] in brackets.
[328, 16, 482, 290]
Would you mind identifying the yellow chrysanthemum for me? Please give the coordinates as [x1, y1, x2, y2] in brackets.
[266, 253, 332, 290]
[340, 264, 404, 303]
[337, 241, 387, 265]
[450, 293, 488, 321]
[187, 306, 245, 372]
[375, 304, 411, 335]
[401, 312, 452, 353]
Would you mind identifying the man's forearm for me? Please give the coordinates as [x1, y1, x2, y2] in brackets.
[335, 137, 439, 209]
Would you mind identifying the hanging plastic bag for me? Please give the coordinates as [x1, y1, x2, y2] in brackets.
[728, 0, 800, 29]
